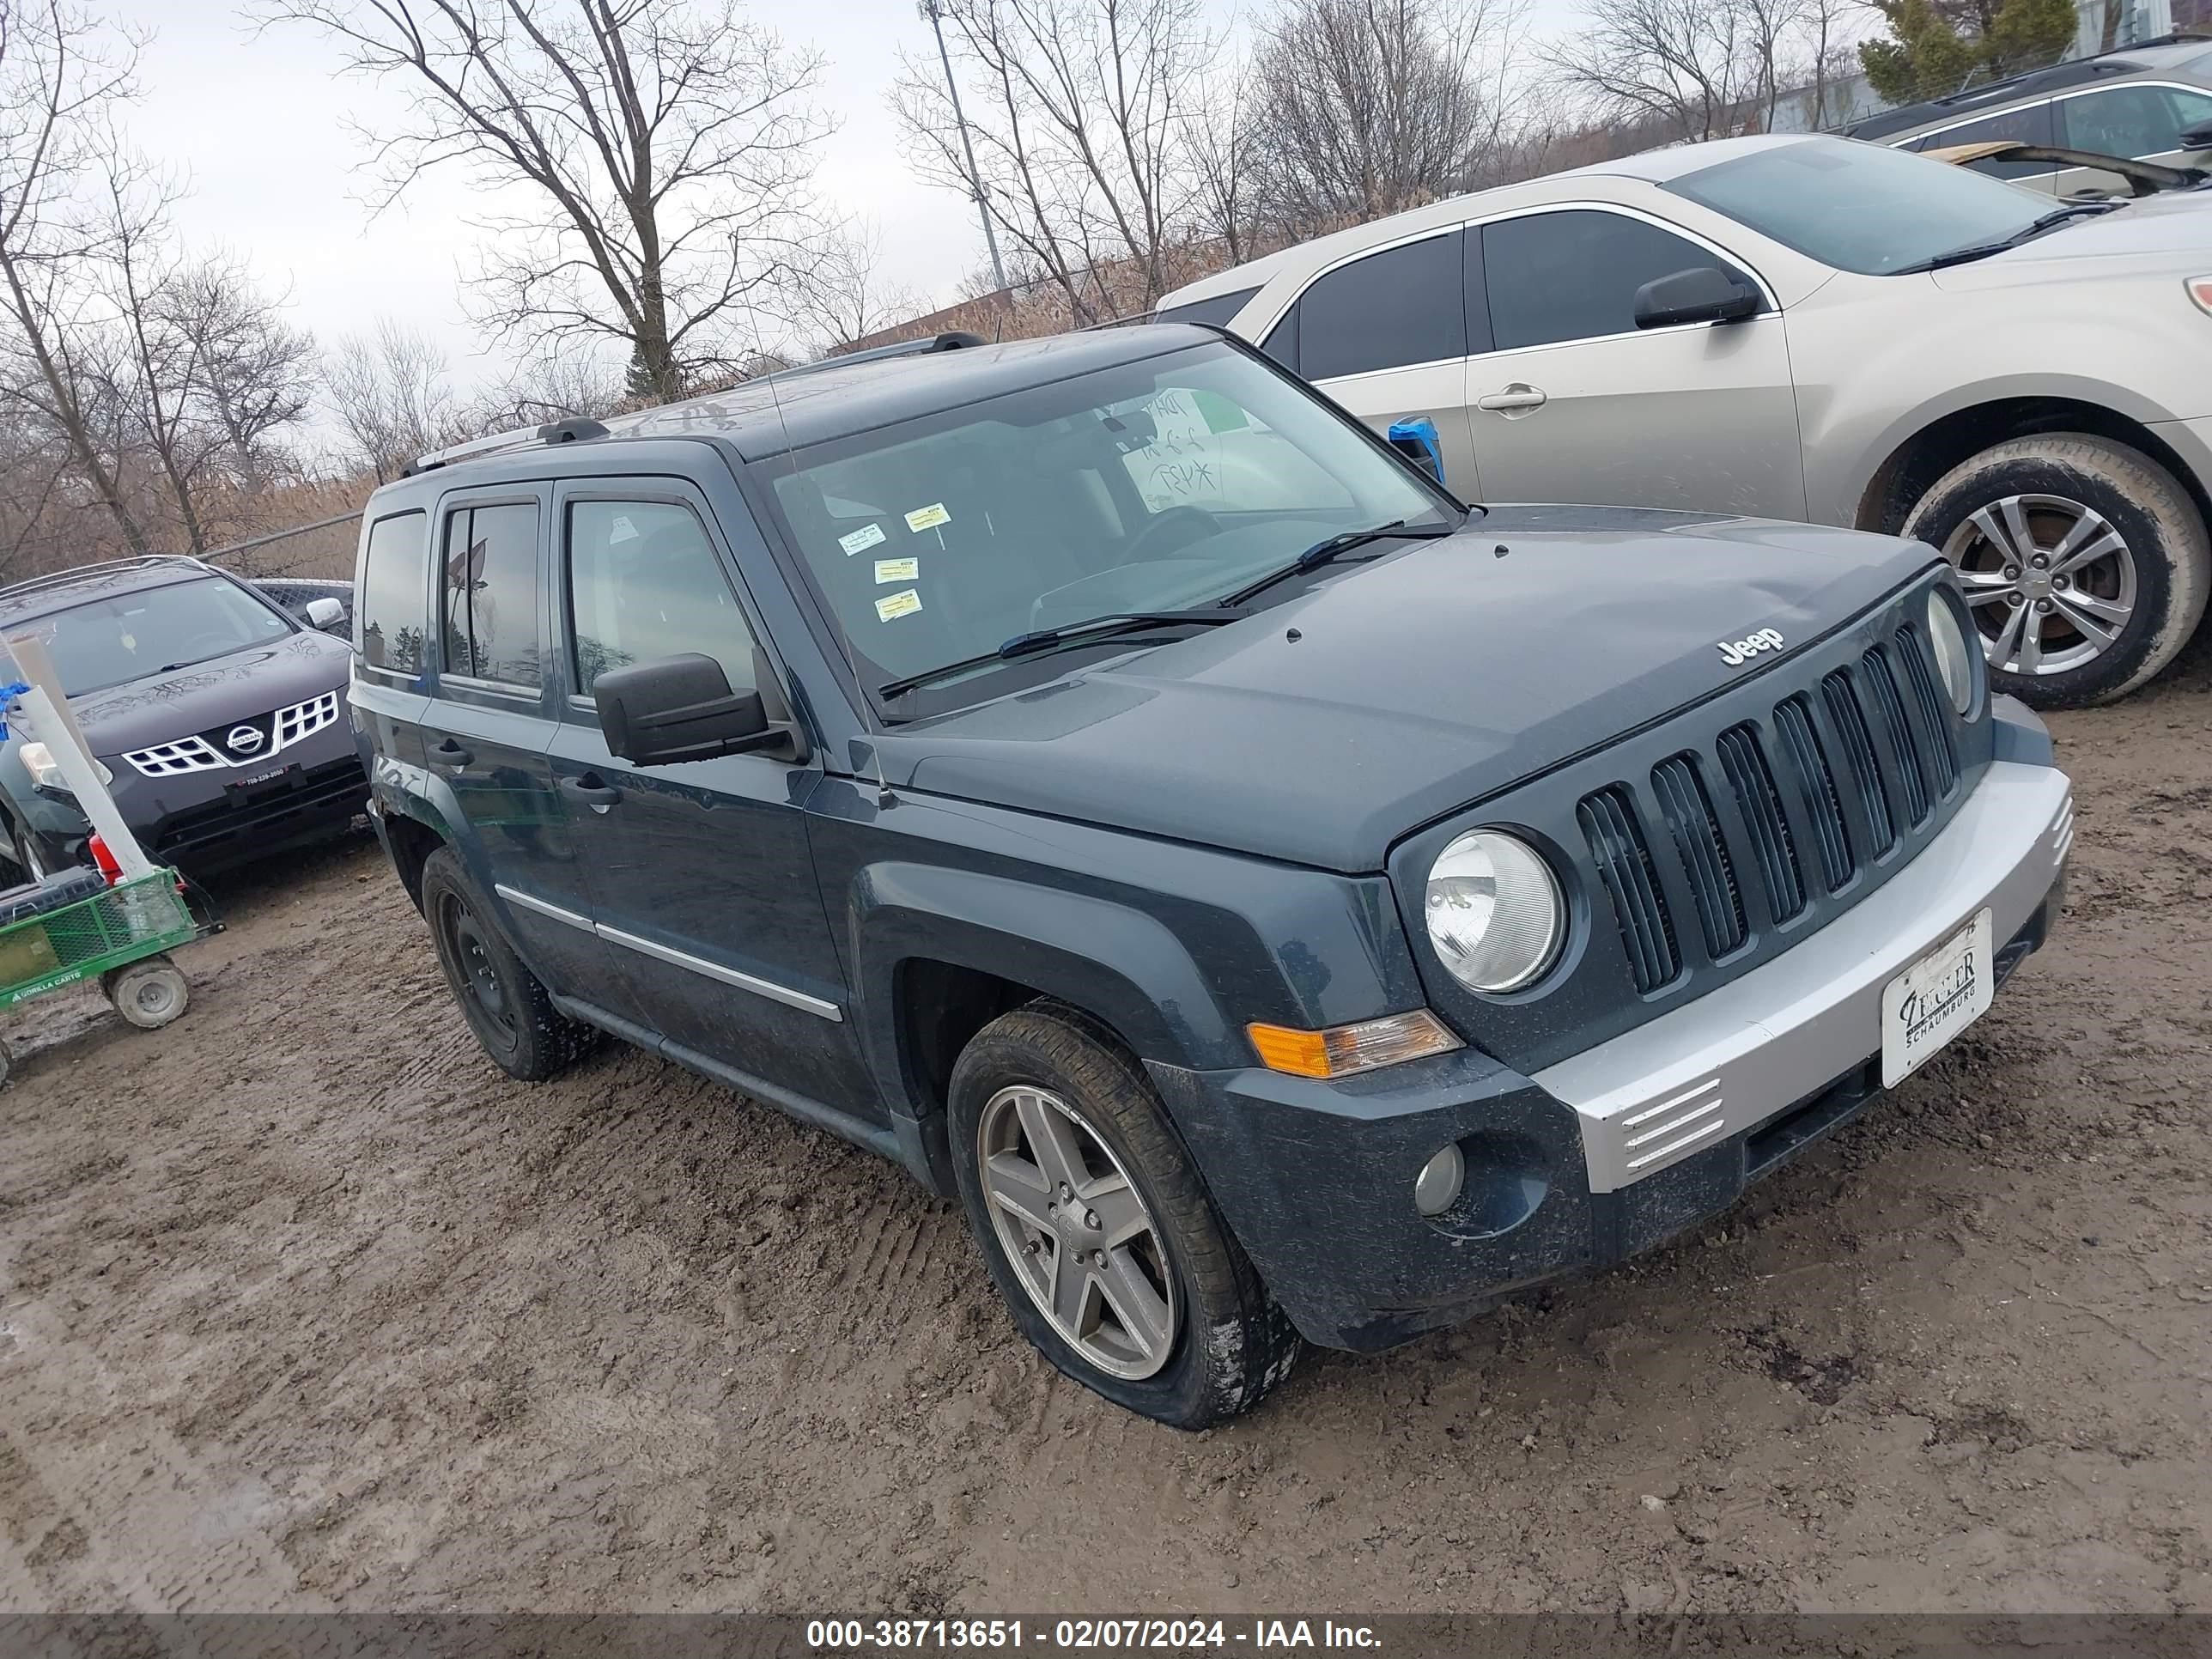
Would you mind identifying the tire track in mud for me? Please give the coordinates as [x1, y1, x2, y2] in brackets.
[0, 1301, 327, 1616]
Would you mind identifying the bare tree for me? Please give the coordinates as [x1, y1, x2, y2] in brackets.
[1544, 0, 1768, 143]
[472, 347, 625, 427]
[1241, 0, 1515, 238]
[323, 318, 467, 482]
[259, 0, 832, 401]
[892, 0, 1215, 323]
[782, 218, 923, 356]
[167, 254, 318, 495]
[0, 0, 150, 551]
[1185, 61, 1256, 270]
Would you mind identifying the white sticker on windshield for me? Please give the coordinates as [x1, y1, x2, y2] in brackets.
[874, 557, 919, 584]
[875, 588, 923, 623]
[839, 521, 887, 555]
[905, 502, 951, 533]
[610, 514, 638, 544]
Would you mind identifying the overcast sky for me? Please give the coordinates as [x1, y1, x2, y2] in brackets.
[112, 0, 1007, 393]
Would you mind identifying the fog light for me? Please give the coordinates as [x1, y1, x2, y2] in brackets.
[1413, 1142, 1465, 1218]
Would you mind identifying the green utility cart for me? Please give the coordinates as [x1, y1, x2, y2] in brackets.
[0, 866, 221, 1085]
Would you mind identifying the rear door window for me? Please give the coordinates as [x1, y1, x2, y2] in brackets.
[1920, 102, 2057, 176]
[359, 509, 428, 676]
[564, 500, 759, 698]
[441, 501, 542, 687]
[1294, 231, 1467, 380]
[1482, 210, 1757, 349]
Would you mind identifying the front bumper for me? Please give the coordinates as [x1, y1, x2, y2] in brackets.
[1149, 757, 2072, 1352]
[83, 722, 368, 871]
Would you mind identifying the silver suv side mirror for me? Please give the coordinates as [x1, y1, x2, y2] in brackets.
[305, 596, 345, 631]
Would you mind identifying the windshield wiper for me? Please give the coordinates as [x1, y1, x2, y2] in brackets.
[1893, 200, 2119, 274]
[1218, 518, 1459, 607]
[878, 608, 1247, 700]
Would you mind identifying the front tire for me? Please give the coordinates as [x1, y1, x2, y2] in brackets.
[1902, 433, 2210, 707]
[948, 1005, 1298, 1428]
[419, 847, 597, 1082]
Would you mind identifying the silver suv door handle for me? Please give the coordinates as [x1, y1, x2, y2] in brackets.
[1477, 384, 1548, 415]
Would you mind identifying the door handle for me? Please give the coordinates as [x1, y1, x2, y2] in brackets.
[560, 773, 622, 809]
[1476, 383, 1548, 416]
[428, 738, 472, 768]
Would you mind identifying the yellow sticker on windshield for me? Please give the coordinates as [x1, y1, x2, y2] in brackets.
[905, 502, 951, 533]
[874, 557, 919, 584]
[875, 588, 923, 623]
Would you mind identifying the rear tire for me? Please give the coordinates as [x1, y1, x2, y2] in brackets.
[1902, 433, 2210, 707]
[947, 1004, 1298, 1428]
[419, 847, 597, 1081]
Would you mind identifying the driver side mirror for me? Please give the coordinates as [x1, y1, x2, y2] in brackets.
[304, 596, 346, 632]
[1633, 266, 1763, 330]
[2180, 120, 2212, 151]
[592, 651, 802, 766]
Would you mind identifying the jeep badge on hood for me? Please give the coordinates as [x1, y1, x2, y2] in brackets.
[1717, 628, 1785, 666]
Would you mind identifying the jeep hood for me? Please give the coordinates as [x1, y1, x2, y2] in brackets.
[878, 508, 1938, 872]
[64, 629, 351, 757]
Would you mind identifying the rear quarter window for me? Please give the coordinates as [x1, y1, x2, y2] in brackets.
[359, 509, 429, 676]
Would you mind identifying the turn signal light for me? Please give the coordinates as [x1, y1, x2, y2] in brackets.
[1247, 1010, 1462, 1079]
[2190, 275, 2212, 317]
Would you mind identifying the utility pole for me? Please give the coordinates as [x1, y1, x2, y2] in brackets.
[919, 0, 1010, 297]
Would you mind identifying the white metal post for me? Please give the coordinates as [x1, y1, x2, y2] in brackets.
[2, 633, 156, 880]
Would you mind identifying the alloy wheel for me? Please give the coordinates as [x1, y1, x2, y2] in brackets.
[975, 1084, 1178, 1380]
[1941, 493, 2137, 678]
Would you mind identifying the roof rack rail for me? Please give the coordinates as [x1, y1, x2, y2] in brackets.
[1842, 33, 2211, 136]
[0, 554, 204, 605]
[401, 415, 614, 478]
[763, 331, 988, 388]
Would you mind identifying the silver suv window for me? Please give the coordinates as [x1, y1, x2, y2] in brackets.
[1910, 102, 2057, 177]
[1482, 210, 1753, 349]
[2057, 83, 2212, 155]
[1286, 232, 1465, 380]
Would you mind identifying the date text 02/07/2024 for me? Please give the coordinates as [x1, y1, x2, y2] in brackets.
[804, 1620, 1381, 1650]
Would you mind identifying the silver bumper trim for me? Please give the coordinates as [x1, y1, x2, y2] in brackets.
[1535, 761, 2071, 1194]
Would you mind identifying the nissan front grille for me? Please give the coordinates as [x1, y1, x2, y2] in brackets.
[122, 690, 343, 778]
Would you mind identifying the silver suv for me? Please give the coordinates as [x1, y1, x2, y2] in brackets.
[1844, 37, 2212, 202]
[1158, 133, 2212, 706]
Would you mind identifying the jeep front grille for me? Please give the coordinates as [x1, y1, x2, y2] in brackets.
[1577, 627, 1967, 989]
[123, 690, 343, 778]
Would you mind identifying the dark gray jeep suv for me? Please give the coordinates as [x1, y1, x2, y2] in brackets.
[0, 556, 363, 877]
[352, 325, 2073, 1426]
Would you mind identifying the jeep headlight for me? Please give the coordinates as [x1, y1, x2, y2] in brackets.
[1927, 587, 1975, 714]
[21, 740, 112, 791]
[1425, 830, 1565, 994]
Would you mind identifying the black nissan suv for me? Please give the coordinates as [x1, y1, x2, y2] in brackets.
[0, 556, 364, 878]
[355, 325, 2071, 1427]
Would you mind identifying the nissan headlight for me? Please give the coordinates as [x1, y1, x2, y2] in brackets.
[1926, 587, 1975, 714]
[1425, 830, 1565, 994]
[21, 740, 111, 791]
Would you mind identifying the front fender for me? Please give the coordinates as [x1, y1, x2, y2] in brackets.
[805, 774, 1431, 1123]
[852, 861, 1231, 1080]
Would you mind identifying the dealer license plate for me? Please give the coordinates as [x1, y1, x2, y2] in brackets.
[1881, 908, 1994, 1087]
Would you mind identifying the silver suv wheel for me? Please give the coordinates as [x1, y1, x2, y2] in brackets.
[1942, 492, 2137, 678]
[975, 1083, 1178, 1380]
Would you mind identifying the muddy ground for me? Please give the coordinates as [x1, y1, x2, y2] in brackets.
[2, 647, 2209, 1619]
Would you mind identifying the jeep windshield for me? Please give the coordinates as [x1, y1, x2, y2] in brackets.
[5, 576, 294, 698]
[1668, 137, 2084, 276]
[757, 341, 1458, 716]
